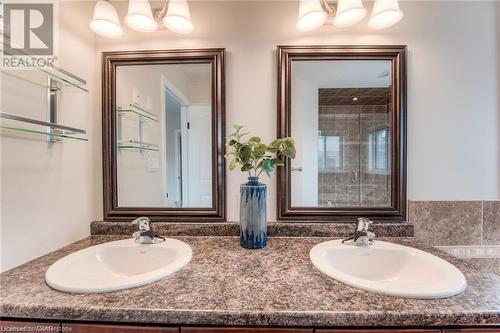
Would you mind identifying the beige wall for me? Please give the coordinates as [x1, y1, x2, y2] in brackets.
[0, 2, 101, 272]
[97, 1, 500, 221]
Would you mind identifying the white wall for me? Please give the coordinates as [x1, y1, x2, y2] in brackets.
[0, 1, 100, 272]
[96, 1, 499, 221]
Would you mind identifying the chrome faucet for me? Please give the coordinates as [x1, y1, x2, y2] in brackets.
[342, 217, 376, 246]
[131, 217, 165, 244]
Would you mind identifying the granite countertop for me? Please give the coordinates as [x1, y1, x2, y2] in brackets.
[90, 221, 414, 238]
[1, 236, 499, 327]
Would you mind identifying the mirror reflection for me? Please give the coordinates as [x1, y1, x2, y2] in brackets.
[115, 63, 212, 208]
[291, 60, 392, 208]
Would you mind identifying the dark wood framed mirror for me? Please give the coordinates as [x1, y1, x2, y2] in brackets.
[277, 45, 407, 222]
[102, 49, 226, 221]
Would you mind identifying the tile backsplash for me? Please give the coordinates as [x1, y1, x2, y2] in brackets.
[482, 201, 500, 245]
[409, 201, 499, 246]
[409, 201, 500, 273]
[409, 201, 483, 246]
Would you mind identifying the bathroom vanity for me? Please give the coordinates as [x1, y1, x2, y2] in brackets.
[1, 228, 499, 332]
[2, 0, 500, 330]
[0, 324, 498, 333]
[2, 43, 499, 333]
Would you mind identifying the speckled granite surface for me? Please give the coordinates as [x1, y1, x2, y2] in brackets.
[91, 221, 414, 238]
[1, 236, 499, 327]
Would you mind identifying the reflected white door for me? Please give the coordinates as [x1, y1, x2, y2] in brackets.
[164, 89, 184, 207]
[291, 77, 319, 206]
[186, 105, 212, 207]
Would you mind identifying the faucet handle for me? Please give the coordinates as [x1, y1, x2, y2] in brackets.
[131, 217, 151, 232]
[356, 217, 373, 232]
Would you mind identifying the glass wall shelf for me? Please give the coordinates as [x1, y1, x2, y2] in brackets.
[0, 112, 88, 141]
[117, 105, 159, 123]
[1, 37, 88, 92]
[0, 125, 88, 141]
[1, 66, 89, 93]
[117, 140, 159, 152]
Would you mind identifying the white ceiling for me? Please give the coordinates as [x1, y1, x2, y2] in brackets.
[292, 60, 392, 88]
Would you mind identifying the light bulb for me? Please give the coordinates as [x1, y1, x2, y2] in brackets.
[89, 0, 122, 39]
[163, 0, 194, 34]
[296, 0, 327, 32]
[125, 0, 157, 32]
[334, 0, 367, 28]
[369, 0, 403, 29]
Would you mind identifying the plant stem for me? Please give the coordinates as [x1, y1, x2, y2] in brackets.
[252, 159, 259, 178]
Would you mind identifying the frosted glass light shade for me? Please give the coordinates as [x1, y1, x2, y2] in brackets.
[369, 0, 403, 29]
[163, 0, 194, 34]
[125, 0, 157, 32]
[296, 0, 327, 32]
[89, 0, 123, 39]
[334, 0, 367, 27]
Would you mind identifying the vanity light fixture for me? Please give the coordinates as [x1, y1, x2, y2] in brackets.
[89, 0, 123, 39]
[125, 0, 158, 32]
[296, 0, 403, 31]
[334, 0, 367, 28]
[90, 0, 194, 38]
[162, 0, 194, 34]
[368, 0, 404, 29]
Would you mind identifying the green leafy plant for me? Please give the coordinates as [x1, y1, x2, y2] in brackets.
[225, 124, 296, 177]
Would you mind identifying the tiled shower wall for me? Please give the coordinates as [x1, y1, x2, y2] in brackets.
[318, 105, 391, 207]
[409, 201, 500, 274]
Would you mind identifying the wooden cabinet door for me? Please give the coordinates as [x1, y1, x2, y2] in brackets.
[0, 320, 61, 332]
[443, 329, 500, 333]
[316, 328, 441, 333]
[63, 323, 179, 333]
[181, 328, 313, 333]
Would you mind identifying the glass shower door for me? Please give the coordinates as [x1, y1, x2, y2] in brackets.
[318, 112, 361, 207]
[317, 104, 391, 208]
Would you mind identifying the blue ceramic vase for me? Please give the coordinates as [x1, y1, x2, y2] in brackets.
[239, 177, 267, 249]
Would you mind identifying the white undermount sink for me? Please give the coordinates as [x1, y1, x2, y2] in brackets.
[310, 239, 467, 299]
[45, 238, 192, 293]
